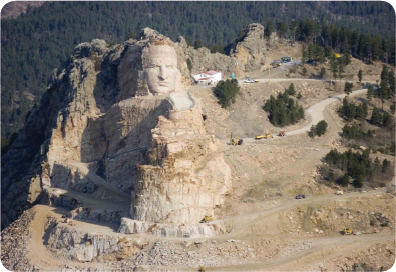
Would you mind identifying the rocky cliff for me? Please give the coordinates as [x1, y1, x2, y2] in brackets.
[1, 24, 266, 229]
[132, 101, 231, 225]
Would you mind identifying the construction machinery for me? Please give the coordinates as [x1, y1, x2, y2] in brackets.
[278, 131, 286, 137]
[343, 228, 353, 235]
[255, 135, 264, 140]
[264, 132, 273, 139]
[335, 191, 343, 195]
[230, 134, 243, 146]
[256, 133, 273, 140]
[200, 215, 213, 223]
[271, 60, 282, 67]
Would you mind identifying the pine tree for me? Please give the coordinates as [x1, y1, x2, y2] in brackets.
[388, 68, 395, 98]
[315, 120, 328, 136]
[319, 67, 326, 78]
[276, 22, 287, 40]
[371, 107, 383, 126]
[358, 70, 363, 83]
[353, 175, 364, 188]
[330, 54, 338, 88]
[287, 83, 296, 95]
[337, 58, 345, 88]
[186, 58, 193, 73]
[382, 112, 393, 129]
[194, 39, 204, 49]
[344, 82, 353, 96]
[342, 37, 351, 65]
[302, 44, 308, 64]
[341, 173, 350, 187]
[290, 20, 298, 45]
[367, 85, 374, 101]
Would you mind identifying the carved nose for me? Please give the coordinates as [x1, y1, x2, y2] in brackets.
[159, 65, 168, 80]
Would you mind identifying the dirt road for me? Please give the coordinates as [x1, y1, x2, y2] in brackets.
[209, 233, 394, 271]
[28, 205, 116, 270]
[217, 190, 385, 238]
[241, 88, 368, 142]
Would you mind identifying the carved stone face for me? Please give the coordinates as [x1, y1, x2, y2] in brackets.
[143, 44, 181, 96]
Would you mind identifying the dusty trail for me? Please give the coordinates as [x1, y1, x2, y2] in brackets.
[241, 88, 368, 142]
[28, 205, 116, 270]
[209, 233, 394, 271]
[216, 190, 385, 239]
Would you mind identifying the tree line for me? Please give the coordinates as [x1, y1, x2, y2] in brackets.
[325, 149, 393, 188]
[1, 1, 395, 140]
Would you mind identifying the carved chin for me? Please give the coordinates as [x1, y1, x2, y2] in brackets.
[149, 85, 174, 95]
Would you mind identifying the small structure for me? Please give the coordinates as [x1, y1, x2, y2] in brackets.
[193, 70, 222, 85]
[196, 78, 212, 86]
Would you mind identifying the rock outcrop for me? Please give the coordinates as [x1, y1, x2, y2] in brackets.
[2, 26, 255, 229]
[229, 23, 267, 72]
[132, 100, 231, 225]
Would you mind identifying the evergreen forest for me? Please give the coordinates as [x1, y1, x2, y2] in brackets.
[1, 1, 395, 140]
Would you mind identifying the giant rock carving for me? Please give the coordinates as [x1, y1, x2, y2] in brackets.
[142, 38, 194, 111]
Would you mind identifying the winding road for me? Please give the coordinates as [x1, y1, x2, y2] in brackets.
[240, 88, 368, 142]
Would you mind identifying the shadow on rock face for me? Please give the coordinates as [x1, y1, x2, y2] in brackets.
[80, 97, 173, 194]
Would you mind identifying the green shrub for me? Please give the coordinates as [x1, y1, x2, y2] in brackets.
[214, 79, 240, 108]
[342, 123, 374, 140]
[186, 58, 193, 73]
[340, 173, 350, 187]
[287, 83, 296, 95]
[309, 120, 328, 137]
[263, 91, 305, 127]
[316, 120, 328, 136]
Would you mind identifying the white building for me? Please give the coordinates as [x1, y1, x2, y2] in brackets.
[193, 70, 222, 85]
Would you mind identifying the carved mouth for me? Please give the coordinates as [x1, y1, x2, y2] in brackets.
[158, 82, 168, 86]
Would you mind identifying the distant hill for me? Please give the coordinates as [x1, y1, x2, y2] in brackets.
[1, 1, 395, 140]
[1, 1, 44, 19]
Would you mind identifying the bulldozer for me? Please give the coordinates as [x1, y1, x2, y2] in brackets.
[200, 215, 213, 223]
[343, 228, 353, 235]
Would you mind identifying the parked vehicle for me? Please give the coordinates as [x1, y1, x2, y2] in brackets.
[271, 60, 282, 67]
[279, 131, 286, 137]
[281, 57, 293, 62]
[244, 78, 257, 83]
[295, 195, 306, 199]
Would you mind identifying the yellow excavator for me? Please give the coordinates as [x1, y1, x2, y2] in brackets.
[264, 132, 273, 139]
[200, 215, 213, 223]
[256, 132, 273, 139]
[343, 228, 353, 235]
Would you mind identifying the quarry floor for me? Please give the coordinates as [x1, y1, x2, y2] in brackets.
[17, 73, 395, 271]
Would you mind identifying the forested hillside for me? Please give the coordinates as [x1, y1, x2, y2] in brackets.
[1, 1, 395, 141]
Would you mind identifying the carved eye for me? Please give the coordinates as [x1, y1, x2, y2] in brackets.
[166, 65, 174, 69]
